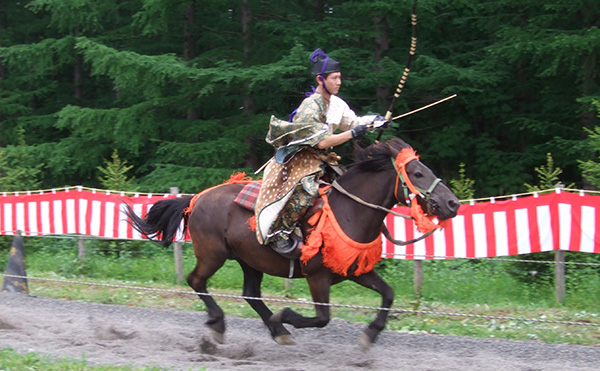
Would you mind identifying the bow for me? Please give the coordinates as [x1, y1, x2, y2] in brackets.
[376, 0, 417, 141]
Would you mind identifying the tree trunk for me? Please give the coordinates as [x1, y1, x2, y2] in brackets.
[373, 14, 390, 110]
[578, 7, 599, 189]
[183, 3, 197, 62]
[314, 0, 324, 21]
[241, 0, 254, 114]
[184, 2, 199, 120]
[0, 13, 5, 82]
[241, 0, 258, 169]
[580, 51, 598, 131]
[74, 54, 83, 104]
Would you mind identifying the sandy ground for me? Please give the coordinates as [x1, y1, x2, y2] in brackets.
[0, 292, 599, 370]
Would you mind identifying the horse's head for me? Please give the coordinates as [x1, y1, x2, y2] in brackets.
[354, 138, 460, 222]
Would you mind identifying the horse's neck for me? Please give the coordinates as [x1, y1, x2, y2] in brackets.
[327, 169, 397, 243]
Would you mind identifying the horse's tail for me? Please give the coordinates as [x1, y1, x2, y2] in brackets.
[124, 196, 193, 247]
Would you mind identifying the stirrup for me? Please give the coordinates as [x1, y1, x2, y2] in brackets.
[270, 237, 302, 261]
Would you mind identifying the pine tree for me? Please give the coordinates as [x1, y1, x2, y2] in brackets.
[579, 104, 600, 188]
[97, 149, 135, 191]
[0, 129, 43, 191]
[449, 163, 475, 201]
[524, 153, 575, 192]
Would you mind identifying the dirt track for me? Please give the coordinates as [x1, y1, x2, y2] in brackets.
[0, 292, 599, 370]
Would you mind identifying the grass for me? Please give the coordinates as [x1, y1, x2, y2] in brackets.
[1, 236, 600, 349]
[0, 348, 183, 371]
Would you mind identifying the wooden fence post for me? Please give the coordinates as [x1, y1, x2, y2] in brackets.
[171, 187, 185, 283]
[78, 235, 86, 262]
[414, 259, 423, 298]
[555, 250, 565, 303]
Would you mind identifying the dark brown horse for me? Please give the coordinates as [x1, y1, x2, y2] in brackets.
[125, 138, 459, 349]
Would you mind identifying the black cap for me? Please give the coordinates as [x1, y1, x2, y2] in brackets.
[310, 48, 340, 75]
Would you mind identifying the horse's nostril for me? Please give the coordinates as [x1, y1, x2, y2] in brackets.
[448, 199, 460, 212]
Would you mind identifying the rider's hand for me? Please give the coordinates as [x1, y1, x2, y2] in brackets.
[351, 125, 368, 138]
[371, 115, 391, 129]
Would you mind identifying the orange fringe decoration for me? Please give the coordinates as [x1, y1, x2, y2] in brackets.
[301, 188, 382, 277]
[247, 215, 257, 231]
[411, 200, 447, 233]
[184, 172, 258, 215]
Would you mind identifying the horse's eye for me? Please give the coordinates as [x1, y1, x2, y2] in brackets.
[413, 171, 424, 178]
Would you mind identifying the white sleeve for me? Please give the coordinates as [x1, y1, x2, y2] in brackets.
[327, 95, 376, 131]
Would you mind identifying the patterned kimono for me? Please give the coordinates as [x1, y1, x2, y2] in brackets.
[255, 92, 376, 245]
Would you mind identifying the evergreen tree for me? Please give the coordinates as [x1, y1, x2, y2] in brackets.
[524, 153, 574, 192]
[579, 103, 600, 187]
[97, 149, 135, 191]
[1, 0, 599, 196]
[449, 163, 475, 201]
[0, 129, 43, 191]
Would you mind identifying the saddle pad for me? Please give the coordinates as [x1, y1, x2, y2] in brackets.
[234, 182, 262, 211]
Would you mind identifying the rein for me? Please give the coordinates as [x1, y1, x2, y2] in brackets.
[330, 180, 411, 219]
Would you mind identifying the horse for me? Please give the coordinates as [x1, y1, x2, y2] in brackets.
[125, 138, 460, 349]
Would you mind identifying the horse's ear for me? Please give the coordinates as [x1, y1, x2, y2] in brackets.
[388, 137, 410, 156]
[352, 140, 369, 162]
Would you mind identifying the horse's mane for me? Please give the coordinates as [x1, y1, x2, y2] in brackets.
[352, 138, 411, 173]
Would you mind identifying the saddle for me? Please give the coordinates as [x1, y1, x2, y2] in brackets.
[233, 182, 262, 211]
[233, 181, 324, 214]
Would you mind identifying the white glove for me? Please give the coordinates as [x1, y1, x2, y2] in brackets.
[371, 115, 391, 129]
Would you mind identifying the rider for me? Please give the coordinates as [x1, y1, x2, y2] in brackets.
[254, 48, 388, 259]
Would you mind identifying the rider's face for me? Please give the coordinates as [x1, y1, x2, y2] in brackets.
[321, 72, 341, 95]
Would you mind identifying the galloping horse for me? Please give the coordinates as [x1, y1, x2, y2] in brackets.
[125, 138, 459, 349]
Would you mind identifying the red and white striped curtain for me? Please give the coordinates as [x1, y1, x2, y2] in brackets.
[1, 188, 599, 259]
[384, 190, 600, 259]
[0, 188, 177, 240]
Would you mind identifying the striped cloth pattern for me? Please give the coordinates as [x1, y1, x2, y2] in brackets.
[1, 188, 598, 259]
[384, 191, 600, 259]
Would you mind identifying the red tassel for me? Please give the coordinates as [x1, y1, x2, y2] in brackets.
[246, 215, 257, 231]
[410, 200, 447, 233]
[226, 172, 255, 184]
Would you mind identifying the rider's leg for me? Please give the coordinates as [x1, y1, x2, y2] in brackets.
[268, 183, 315, 259]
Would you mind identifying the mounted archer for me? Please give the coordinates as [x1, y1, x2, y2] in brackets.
[125, 0, 461, 349]
[254, 48, 389, 259]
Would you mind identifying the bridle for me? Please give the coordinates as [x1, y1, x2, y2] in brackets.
[392, 147, 442, 215]
[330, 147, 446, 245]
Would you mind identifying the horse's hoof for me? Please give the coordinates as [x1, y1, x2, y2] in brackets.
[274, 334, 296, 346]
[359, 333, 373, 352]
[200, 335, 218, 354]
[211, 329, 225, 344]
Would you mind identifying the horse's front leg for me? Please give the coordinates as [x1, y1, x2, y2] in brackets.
[349, 269, 394, 350]
[270, 271, 332, 330]
[237, 260, 295, 345]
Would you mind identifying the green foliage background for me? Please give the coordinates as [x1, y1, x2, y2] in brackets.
[1, 0, 599, 195]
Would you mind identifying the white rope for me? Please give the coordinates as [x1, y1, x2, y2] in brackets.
[1, 273, 598, 328]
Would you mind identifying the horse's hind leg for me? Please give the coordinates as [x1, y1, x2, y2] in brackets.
[237, 261, 296, 345]
[349, 270, 394, 350]
[270, 271, 332, 330]
[187, 254, 228, 343]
